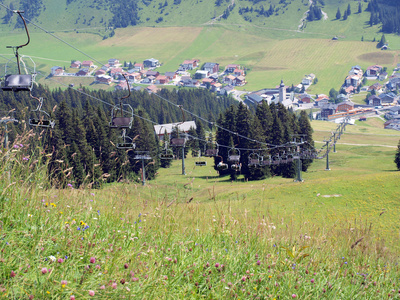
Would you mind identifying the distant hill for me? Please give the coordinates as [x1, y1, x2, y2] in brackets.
[0, 0, 374, 37]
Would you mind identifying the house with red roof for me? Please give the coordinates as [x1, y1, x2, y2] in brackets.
[82, 61, 94, 68]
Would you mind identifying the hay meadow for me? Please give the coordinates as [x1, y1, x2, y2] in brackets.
[1, 118, 400, 299]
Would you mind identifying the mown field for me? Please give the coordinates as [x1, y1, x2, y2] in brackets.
[1, 25, 399, 95]
[1, 118, 400, 299]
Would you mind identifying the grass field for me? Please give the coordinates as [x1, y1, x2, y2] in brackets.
[1, 118, 400, 298]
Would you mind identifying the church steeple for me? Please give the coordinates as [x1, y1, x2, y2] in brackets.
[279, 79, 286, 103]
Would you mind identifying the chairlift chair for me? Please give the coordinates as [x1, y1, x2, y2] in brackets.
[280, 152, 288, 164]
[261, 155, 272, 166]
[204, 142, 219, 157]
[159, 145, 174, 159]
[271, 155, 281, 165]
[227, 148, 240, 162]
[287, 152, 294, 163]
[216, 161, 228, 171]
[231, 162, 241, 172]
[134, 151, 152, 160]
[29, 96, 55, 128]
[170, 137, 186, 147]
[116, 129, 136, 149]
[248, 152, 261, 167]
[110, 74, 133, 129]
[1, 11, 36, 92]
[194, 149, 207, 166]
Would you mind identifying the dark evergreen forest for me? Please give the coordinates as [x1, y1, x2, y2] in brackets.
[367, 0, 400, 34]
[0, 86, 236, 187]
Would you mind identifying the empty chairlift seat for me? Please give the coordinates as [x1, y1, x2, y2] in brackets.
[2, 74, 33, 92]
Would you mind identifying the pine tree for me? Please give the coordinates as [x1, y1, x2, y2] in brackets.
[298, 110, 314, 172]
[395, 140, 400, 170]
[358, 2, 362, 14]
[336, 7, 341, 20]
[347, 3, 351, 16]
[343, 10, 348, 20]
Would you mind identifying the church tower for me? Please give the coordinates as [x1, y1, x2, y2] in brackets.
[279, 79, 286, 103]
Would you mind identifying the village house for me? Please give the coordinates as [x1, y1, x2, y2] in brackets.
[108, 58, 120, 67]
[385, 106, 400, 119]
[203, 62, 219, 74]
[201, 78, 214, 88]
[95, 74, 113, 85]
[101, 64, 110, 71]
[211, 82, 222, 92]
[314, 94, 329, 107]
[344, 86, 355, 94]
[246, 93, 263, 104]
[75, 68, 90, 76]
[336, 100, 355, 112]
[110, 67, 124, 78]
[81, 61, 94, 68]
[233, 68, 245, 77]
[384, 119, 400, 130]
[320, 103, 337, 119]
[219, 85, 234, 96]
[224, 75, 236, 85]
[344, 74, 362, 87]
[133, 63, 144, 71]
[180, 59, 200, 70]
[164, 72, 177, 81]
[225, 64, 240, 73]
[115, 80, 128, 91]
[386, 77, 400, 91]
[233, 75, 246, 86]
[379, 71, 388, 81]
[51, 66, 64, 76]
[146, 70, 160, 78]
[70, 61, 81, 68]
[349, 65, 363, 76]
[180, 76, 199, 87]
[368, 82, 383, 93]
[95, 69, 106, 76]
[146, 85, 159, 94]
[379, 92, 399, 105]
[142, 76, 155, 84]
[368, 95, 381, 107]
[298, 94, 313, 104]
[194, 70, 209, 79]
[365, 65, 383, 77]
[143, 58, 159, 68]
[155, 75, 169, 84]
[126, 72, 142, 82]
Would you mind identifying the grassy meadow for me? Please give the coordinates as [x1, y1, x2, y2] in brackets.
[1, 119, 400, 299]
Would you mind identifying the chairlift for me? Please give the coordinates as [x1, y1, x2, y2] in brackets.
[227, 147, 240, 162]
[287, 152, 294, 163]
[216, 155, 228, 171]
[116, 129, 136, 149]
[159, 141, 174, 159]
[1, 11, 36, 92]
[280, 152, 288, 164]
[271, 154, 281, 166]
[170, 137, 186, 147]
[194, 149, 207, 166]
[134, 151, 152, 160]
[248, 152, 261, 167]
[261, 155, 272, 166]
[204, 142, 219, 157]
[109, 74, 133, 129]
[29, 95, 55, 128]
[231, 162, 241, 172]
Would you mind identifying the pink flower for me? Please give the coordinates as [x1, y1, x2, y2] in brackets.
[292, 294, 297, 298]
[88, 290, 95, 296]
[57, 258, 64, 263]
[241, 276, 246, 282]
[70, 296, 75, 300]
[112, 282, 117, 289]
[95, 264, 101, 270]
[124, 263, 129, 269]
[256, 260, 261, 265]
[164, 275, 168, 280]
[215, 263, 220, 268]
[41, 268, 48, 274]
[10, 270, 16, 278]
[132, 277, 139, 282]
[90, 257, 96, 264]
[61, 280, 68, 285]
[311, 278, 315, 283]
[100, 285, 105, 290]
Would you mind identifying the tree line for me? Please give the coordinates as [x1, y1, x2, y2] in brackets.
[213, 101, 314, 181]
[367, 0, 400, 34]
[0, 86, 236, 188]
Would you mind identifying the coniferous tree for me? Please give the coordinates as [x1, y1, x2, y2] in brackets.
[395, 140, 400, 170]
[336, 7, 341, 20]
[343, 10, 348, 20]
[347, 3, 351, 16]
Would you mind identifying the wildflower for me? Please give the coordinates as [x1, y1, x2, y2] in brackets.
[311, 279, 315, 283]
[292, 294, 297, 298]
[91, 193, 95, 196]
[215, 263, 220, 268]
[241, 276, 246, 282]
[112, 282, 117, 289]
[70, 296, 75, 300]
[57, 258, 64, 263]
[61, 280, 67, 286]
[23, 157, 29, 161]
[67, 184, 73, 188]
[50, 203, 56, 207]
[49, 256, 56, 262]
[124, 263, 129, 269]
[88, 290, 95, 296]
[257, 260, 261, 265]
[10, 271, 16, 278]
[95, 265, 101, 270]
[100, 285, 105, 290]
[41, 268, 48, 274]
[46, 291, 50, 294]
[90, 257, 96, 264]
[164, 275, 168, 280]
[132, 277, 139, 282]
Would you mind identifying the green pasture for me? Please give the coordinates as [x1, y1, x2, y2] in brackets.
[1, 25, 399, 95]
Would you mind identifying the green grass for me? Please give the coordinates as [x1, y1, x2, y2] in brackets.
[1, 119, 400, 298]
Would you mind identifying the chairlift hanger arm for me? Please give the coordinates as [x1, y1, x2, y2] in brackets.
[7, 11, 31, 75]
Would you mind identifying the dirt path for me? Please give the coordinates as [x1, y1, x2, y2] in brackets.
[298, 0, 328, 32]
[204, 0, 235, 25]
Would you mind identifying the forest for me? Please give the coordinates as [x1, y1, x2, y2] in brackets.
[0, 86, 314, 187]
[0, 86, 236, 187]
[367, 0, 400, 34]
